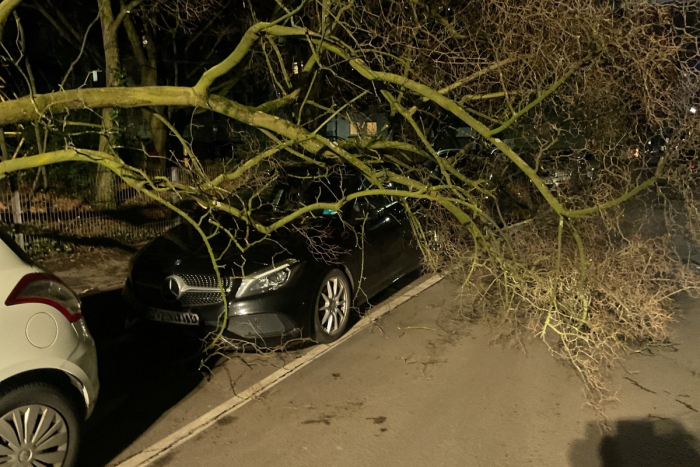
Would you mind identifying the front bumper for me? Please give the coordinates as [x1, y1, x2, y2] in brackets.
[123, 279, 312, 345]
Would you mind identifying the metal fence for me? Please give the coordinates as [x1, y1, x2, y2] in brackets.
[0, 161, 227, 252]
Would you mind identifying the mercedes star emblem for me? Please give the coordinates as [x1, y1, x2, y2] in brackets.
[161, 275, 185, 302]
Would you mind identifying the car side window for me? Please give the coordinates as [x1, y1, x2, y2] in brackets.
[352, 178, 400, 218]
[352, 195, 393, 217]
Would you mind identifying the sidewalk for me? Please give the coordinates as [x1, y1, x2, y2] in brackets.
[110, 279, 700, 467]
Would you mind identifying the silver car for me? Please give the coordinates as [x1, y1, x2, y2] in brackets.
[0, 230, 99, 467]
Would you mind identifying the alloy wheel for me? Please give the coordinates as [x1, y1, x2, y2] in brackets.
[0, 405, 69, 467]
[318, 276, 350, 335]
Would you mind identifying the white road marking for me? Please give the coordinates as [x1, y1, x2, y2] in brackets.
[113, 273, 444, 467]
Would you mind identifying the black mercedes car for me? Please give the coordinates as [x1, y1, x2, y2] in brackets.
[123, 168, 422, 345]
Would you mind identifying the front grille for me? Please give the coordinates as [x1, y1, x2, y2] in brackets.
[180, 274, 234, 290]
[180, 291, 227, 307]
[133, 272, 239, 308]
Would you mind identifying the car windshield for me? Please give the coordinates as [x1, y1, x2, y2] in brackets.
[272, 176, 346, 213]
[223, 171, 358, 217]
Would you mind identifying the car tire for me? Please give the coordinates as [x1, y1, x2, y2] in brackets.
[312, 269, 352, 344]
[0, 381, 81, 467]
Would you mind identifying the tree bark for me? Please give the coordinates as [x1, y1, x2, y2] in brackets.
[0, 86, 197, 124]
[0, 0, 23, 39]
[123, 14, 167, 171]
[0, 127, 9, 192]
[95, 0, 120, 208]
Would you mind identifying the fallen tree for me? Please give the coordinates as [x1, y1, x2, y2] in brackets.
[1, 0, 699, 418]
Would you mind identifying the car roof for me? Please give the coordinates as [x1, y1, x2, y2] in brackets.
[0, 228, 33, 266]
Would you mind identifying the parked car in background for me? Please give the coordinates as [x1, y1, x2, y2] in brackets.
[627, 132, 700, 178]
[428, 144, 599, 220]
[123, 167, 423, 346]
[0, 228, 99, 467]
[432, 144, 599, 184]
[537, 150, 600, 187]
[626, 135, 668, 168]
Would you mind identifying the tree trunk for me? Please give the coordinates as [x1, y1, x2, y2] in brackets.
[95, 108, 116, 208]
[0, 127, 8, 192]
[124, 16, 168, 173]
[2, 126, 23, 247]
[148, 110, 168, 171]
[31, 124, 47, 192]
[95, 0, 119, 208]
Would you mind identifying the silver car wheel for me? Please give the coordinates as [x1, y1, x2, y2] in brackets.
[318, 276, 350, 335]
[0, 405, 68, 467]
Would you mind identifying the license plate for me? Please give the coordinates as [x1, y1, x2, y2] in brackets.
[147, 308, 200, 326]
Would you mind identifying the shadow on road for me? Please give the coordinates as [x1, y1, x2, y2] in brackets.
[569, 418, 700, 467]
[77, 290, 208, 467]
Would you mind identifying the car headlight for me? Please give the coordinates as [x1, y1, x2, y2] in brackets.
[235, 259, 299, 298]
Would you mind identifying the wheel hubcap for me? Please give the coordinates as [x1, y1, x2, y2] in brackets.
[0, 405, 69, 467]
[318, 277, 349, 335]
[18, 449, 31, 462]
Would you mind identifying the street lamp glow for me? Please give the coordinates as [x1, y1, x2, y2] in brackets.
[691, 106, 697, 115]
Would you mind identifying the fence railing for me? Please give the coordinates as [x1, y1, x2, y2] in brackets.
[0, 161, 228, 252]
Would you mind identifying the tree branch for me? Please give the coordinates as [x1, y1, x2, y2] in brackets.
[254, 88, 301, 113]
[106, 0, 144, 39]
[488, 51, 599, 136]
[193, 23, 268, 93]
[438, 57, 520, 95]
[60, 10, 101, 89]
[0, 0, 23, 39]
[193, 1, 306, 93]
[459, 89, 532, 104]
[0, 86, 202, 124]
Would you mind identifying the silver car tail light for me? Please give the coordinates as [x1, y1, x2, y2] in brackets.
[4, 273, 82, 323]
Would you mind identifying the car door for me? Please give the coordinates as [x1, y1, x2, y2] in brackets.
[348, 193, 405, 298]
[381, 198, 422, 278]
